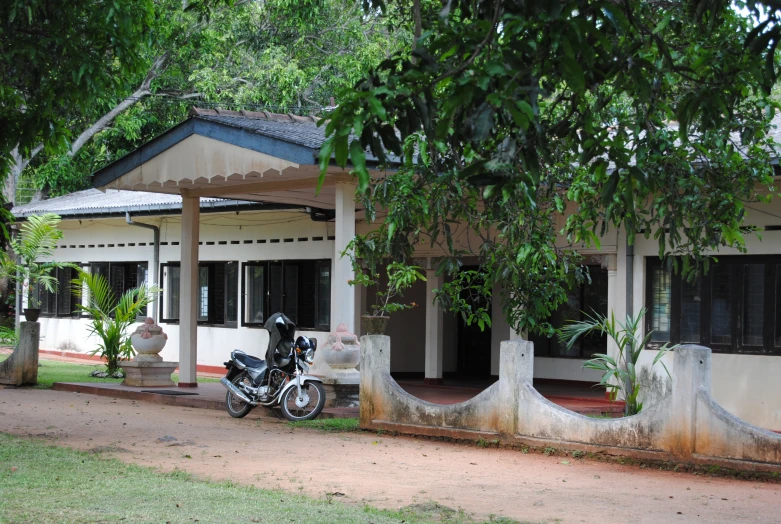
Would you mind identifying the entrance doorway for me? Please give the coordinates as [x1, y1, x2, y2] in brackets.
[456, 267, 492, 378]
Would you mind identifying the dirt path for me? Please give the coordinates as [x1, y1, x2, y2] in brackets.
[1, 388, 778, 523]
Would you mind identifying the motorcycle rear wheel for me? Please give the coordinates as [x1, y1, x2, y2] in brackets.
[226, 373, 254, 418]
[280, 382, 326, 421]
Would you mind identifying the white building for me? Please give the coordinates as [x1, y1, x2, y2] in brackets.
[12, 108, 781, 431]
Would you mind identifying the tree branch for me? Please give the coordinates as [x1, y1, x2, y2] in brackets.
[68, 53, 170, 157]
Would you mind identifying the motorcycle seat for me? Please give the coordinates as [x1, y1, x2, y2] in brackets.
[234, 352, 265, 370]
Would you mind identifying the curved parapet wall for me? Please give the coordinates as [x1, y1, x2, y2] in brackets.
[359, 336, 502, 434]
[359, 336, 781, 470]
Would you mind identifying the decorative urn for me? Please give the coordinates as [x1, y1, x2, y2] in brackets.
[321, 324, 360, 371]
[129, 317, 168, 362]
[310, 323, 360, 383]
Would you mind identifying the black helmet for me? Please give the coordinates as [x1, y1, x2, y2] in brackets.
[295, 335, 312, 351]
[296, 336, 317, 364]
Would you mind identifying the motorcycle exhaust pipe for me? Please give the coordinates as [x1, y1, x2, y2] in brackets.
[220, 377, 255, 404]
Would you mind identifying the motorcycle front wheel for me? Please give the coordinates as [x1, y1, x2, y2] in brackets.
[280, 382, 326, 421]
[226, 372, 254, 418]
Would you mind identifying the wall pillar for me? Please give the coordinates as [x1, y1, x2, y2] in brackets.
[424, 268, 444, 384]
[497, 339, 534, 435]
[178, 195, 200, 387]
[668, 344, 711, 457]
[0, 321, 40, 386]
[332, 180, 356, 332]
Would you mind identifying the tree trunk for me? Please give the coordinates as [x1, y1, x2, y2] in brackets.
[3, 144, 43, 205]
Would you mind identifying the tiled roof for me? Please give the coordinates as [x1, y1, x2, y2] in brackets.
[191, 107, 327, 150]
[10, 188, 283, 218]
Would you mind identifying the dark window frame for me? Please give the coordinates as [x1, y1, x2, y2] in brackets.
[241, 259, 331, 331]
[530, 265, 609, 359]
[89, 261, 149, 319]
[159, 261, 238, 328]
[34, 265, 81, 318]
[645, 256, 781, 355]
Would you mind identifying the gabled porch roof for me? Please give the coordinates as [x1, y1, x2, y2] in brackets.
[92, 108, 380, 210]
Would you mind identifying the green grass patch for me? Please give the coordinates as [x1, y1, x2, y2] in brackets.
[0, 433, 519, 523]
[586, 413, 619, 419]
[0, 355, 217, 388]
[288, 417, 360, 432]
[33, 359, 123, 389]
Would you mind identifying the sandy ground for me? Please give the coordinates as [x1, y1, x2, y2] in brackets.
[1, 388, 779, 523]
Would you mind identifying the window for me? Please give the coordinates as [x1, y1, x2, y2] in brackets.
[530, 265, 608, 358]
[160, 261, 238, 327]
[90, 262, 148, 316]
[646, 256, 781, 354]
[33, 266, 80, 318]
[242, 260, 331, 331]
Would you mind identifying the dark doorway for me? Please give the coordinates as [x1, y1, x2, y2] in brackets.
[456, 267, 492, 378]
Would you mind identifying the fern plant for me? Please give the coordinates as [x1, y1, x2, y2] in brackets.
[560, 308, 674, 416]
[72, 271, 159, 375]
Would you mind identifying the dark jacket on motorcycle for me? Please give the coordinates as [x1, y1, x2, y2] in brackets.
[264, 312, 296, 366]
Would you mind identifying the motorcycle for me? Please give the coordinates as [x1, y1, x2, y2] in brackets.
[220, 312, 326, 421]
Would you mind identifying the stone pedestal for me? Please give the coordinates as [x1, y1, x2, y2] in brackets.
[121, 361, 178, 387]
[0, 321, 40, 386]
[321, 381, 360, 408]
[122, 317, 177, 387]
[310, 323, 360, 407]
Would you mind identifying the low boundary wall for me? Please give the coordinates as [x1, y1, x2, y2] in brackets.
[359, 336, 781, 471]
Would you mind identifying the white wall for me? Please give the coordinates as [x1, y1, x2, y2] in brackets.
[38, 210, 336, 366]
[627, 196, 781, 430]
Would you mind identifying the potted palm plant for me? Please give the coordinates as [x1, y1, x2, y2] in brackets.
[0, 213, 75, 322]
[72, 270, 159, 376]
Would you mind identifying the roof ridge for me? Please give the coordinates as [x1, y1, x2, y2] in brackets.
[189, 106, 317, 124]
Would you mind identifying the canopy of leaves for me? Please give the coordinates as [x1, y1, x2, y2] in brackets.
[0, 0, 154, 180]
[321, 0, 781, 334]
[17, 0, 410, 199]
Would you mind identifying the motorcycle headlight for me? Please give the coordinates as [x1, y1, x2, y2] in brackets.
[305, 348, 315, 364]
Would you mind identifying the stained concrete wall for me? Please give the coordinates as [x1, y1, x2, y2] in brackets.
[0, 322, 40, 386]
[360, 336, 781, 471]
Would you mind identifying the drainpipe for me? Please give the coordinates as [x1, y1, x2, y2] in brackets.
[125, 212, 160, 319]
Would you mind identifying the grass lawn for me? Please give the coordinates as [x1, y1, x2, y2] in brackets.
[288, 417, 360, 432]
[0, 353, 218, 388]
[0, 434, 519, 524]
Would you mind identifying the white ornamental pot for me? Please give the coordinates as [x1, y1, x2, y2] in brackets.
[321, 324, 360, 370]
[130, 317, 168, 362]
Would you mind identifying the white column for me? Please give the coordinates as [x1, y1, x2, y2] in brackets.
[354, 282, 366, 337]
[178, 195, 200, 387]
[332, 180, 356, 332]
[424, 268, 444, 384]
[490, 285, 512, 376]
[605, 253, 619, 361]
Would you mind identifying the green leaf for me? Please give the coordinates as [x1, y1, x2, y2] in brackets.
[350, 139, 369, 191]
[560, 55, 585, 91]
[367, 96, 387, 121]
